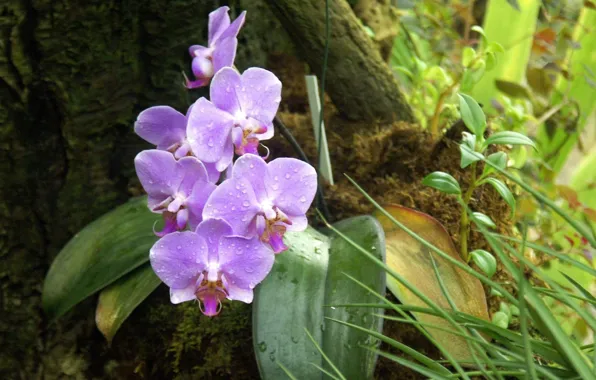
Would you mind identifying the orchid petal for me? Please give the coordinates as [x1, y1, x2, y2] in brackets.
[177, 157, 210, 196]
[210, 67, 242, 116]
[231, 154, 268, 204]
[187, 98, 234, 163]
[203, 177, 260, 236]
[134, 150, 183, 210]
[149, 231, 208, 289]
[191, 55, 214, 80]
[215, 135, 234, 172]
[134, 106, 187, 150]
[170, 282, 197, 304]
[218, 10, 246, 42]
[194, 218, 234, 262]
[219, 235, 274, 302]
[186, 181, 217, 230]
[237, 68, 282, 124]
[286, 214, 308, 232]
[212, 37, 238, 73]
[266, 158, 317, 216]
[208, 6, 231, 45]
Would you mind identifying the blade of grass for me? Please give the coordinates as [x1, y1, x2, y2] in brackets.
[518, 224, 538, 380]
[325, 317, 452, 375]
[365, 347, 452, 380]
[304, 328, 347, 380]
[276, 361, 299, 380]
[309, 363, 341, 380]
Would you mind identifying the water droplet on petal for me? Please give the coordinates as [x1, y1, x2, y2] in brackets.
[285, 173, 291, 179]
[300, 196, 306, 203]
[177, 245, 182, 250]
[245, 267, 254, 273]
[207, 138, 214, 147]
[242, 200, 250, 207]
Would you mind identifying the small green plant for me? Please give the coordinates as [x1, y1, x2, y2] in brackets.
[422, 93, 535, 261]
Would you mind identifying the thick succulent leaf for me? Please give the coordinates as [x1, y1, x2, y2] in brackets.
[96, 264, 161, 343]
[254, 217, 386, 380]
[253, 227, 330, 380]
[323, 216, 386, 379]
[373, 204, 489, 362]
[42, 196, 159, 320]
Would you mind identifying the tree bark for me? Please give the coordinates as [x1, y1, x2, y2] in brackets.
[267, 0, 415, 123]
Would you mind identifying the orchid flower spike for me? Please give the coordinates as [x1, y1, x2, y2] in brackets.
[203, 154, 317, 253]
[186, 6, 246, 88]
[150, 218, 274, 316]
[135, 150, 216, 236]
[187, 67, 282, 171]
[134, 105, 221, 182]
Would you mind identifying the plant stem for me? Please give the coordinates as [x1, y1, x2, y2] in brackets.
[459, 163, 477, 261]
[429, 80, 460, 137]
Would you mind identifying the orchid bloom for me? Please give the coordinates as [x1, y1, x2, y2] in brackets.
[203, 154, 317, 253]
[150, 218, 274, 316]
[186, 6, 246, 89]
[135, 150, 216, 235]
[134, 105, 220, 182]
[187, 67, 282, 171]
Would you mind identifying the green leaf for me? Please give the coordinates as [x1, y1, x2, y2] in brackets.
[506, 0, 520, 11]
[482, 152, 508, 177]
[495, 79, 531, 99]
[253, 227, 330, 380]
[324, 216, 386, 378]
[471, 212, 497, 229]
[458, 93, 486, 136]
[254, 218, 387, 380]
[462, 47, 476, 67]
[470, 250, 497, 277]
[96, 263, 161, 343]
[492, 311, 510, 329]
[42, 197, 159, 320]
[460, 133, 483, 168]
[483, 177, 516, 217]
[500, 302, 512, 320]
[486, 131, 536, 148]
[422, 172, 461, 195]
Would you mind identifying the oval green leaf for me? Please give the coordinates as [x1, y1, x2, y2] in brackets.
[253, 227, 330, 379]
[96, 263, 161, 343]
[42, 196, 159, 320]
[471, 212, 497, 229]
[485, 131, 536, 148]
[492, 311, 510, 329]
[470, 249, 497, 277]
[422, 172, 462, 195]
[483, 177, 516, 217]
[482, 152, 508, 177]
[254, 218, 387, 380]
[324, 216, 386, 378]
[458, 93, 486, 136]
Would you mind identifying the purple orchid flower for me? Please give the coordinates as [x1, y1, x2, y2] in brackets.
[150, 218, 274, 316]
[135, 150, 216, 236]
[186, 6, 246, 89]
[187, 67, 282, 171]
[134, 105, 221, 182]
[203, 154, 317, 253]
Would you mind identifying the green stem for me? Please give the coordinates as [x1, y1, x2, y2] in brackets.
[459, 163, 478, 261]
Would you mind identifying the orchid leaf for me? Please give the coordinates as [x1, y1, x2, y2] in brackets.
[422, 171, 461, 195]
[373, 204, 490, 362]
[42, 196, 159, 320]
[253, 227, 330, 380]
[254, 218, 386, 380]
[96, 263, 161, 343]
[458, 93, 486, 136]
[323, 216, 386, 378]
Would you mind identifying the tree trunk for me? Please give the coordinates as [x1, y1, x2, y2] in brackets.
[267, 0, 415, 123]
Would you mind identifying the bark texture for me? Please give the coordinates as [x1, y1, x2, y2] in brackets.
[268, 0, 415, 123]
